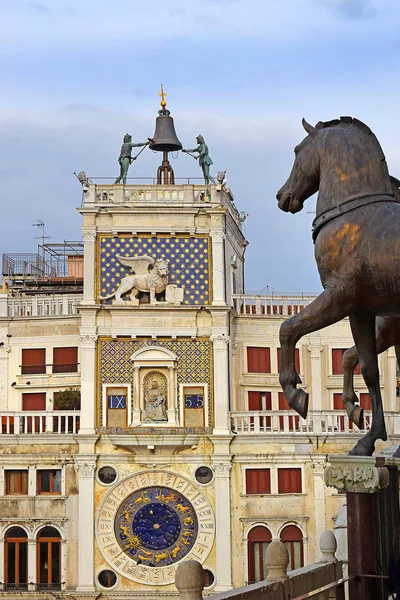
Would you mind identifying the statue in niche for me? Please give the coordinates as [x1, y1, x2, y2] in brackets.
[144, 380, 167, 422]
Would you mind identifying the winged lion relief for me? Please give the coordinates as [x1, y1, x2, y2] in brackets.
[100, 255, 169, 305]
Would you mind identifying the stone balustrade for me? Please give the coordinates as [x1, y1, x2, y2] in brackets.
[0, 294, 82, 318]
[230, 409, 400, 436]
[0, 411, 80, 435]
[232, 294, 317, 316]
[176, 531, 344, 600]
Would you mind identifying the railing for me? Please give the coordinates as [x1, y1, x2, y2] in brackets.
[5, 294, 82, 317]
[232, 294, 317, 316]
[20, 363, 80, 375]
[230, 409, 398, 435]
[0, 582, 62, 592]
[0, 411, 80, 435]
[175, 531, 344, 600]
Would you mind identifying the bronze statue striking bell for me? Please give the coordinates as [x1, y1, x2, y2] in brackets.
[149, 109, 182, 153]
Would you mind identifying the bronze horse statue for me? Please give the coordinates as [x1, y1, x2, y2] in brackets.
[276, 116, 400, 455]
[343, 316, 400, 428]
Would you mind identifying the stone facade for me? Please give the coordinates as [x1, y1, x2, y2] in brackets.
[0, 182, 398, 598]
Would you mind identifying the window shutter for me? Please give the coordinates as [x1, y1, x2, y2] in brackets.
[278, 468, 302, 493]
[53, 347, 78, 372]
[246, 469, 271, 494]
[278, 392, 289, 410]
[277, 348, 300, 373]
[333, 393, 343, 409]
[22, 393, 46, 411]
[248, 391, 262, 411]
[332, 349, 344, 374]
[247, 348, 271, 373]
[359, 393, 371, 410]
[21, 349, 46, 374]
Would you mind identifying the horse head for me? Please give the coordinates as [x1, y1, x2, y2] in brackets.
[155, 258, 169, 276]
[276, 118, 321, 214]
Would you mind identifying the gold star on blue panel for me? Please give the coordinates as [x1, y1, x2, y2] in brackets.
[98, 235, 211, 305]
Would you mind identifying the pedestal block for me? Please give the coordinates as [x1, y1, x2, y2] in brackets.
[325, 455, 390, 600]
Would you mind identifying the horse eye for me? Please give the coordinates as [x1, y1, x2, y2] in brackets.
[294, 145, 300, 154]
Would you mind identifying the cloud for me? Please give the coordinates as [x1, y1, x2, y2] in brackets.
[318, 0, 377, 19]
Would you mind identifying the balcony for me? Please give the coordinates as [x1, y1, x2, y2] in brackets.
[0, 411, 80, 435]
[232, 294, 317, 317]
[230, 410, 400, 436]
[2, 294, 82, 318]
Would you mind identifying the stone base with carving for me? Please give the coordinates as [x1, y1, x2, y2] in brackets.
[324, 455, 389, 494]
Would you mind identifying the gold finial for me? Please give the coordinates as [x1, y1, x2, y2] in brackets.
[159, 84, 167, 108]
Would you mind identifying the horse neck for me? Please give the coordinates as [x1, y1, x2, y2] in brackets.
[316, 127, 392, 216]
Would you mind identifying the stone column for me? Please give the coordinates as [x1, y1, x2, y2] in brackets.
[75, 457, 97, 592]
[79, 334, 97, 434]
[307, 340, 323, 411]
[211, 232, 226, 306]
[386, 347, 397, 412]
[81, 229, 97, 305]
[27, 539, 36, 589]
[311, 456, 327, 563]
[211, 334, 230, 434]
[131, 366, 141, 425]
[325, 455, 390, 600]
[0, 346, 9, 411]
[167, 366, 178, 425]
[0, 539, 4, 584]
[212, 461, 232, 592]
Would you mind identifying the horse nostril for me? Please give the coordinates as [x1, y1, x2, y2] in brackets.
[276, 191, 281, 201]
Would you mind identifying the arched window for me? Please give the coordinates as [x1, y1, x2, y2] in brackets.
[280, 525, 304, 571]
[247, 526, 272, 583]
[36, 527, 61, 590]
[5, 526, 28, 590]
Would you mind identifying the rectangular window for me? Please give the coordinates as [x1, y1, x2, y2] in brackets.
[247, 347, 271, 373]
[5, 470, 28, 495]
[37, 470, 62, 494]
[246, 469, 271, 494]
[21, 348, 46, 375]
[359, 393, 371, 410]
[248, 391, 271, 411]
[278, 392, 300, 431]
[22, 393, 46, 411]
[53, 347, 78, 373]
[333, 393, 353, 430]
[278, 468, 302, 493]
[331, 349, 361, 375]
[277, 348, 300, 374]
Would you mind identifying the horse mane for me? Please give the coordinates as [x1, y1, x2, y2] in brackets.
[314, 116, 386, 161]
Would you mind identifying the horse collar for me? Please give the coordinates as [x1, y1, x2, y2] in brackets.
[312, 192, 398, 243]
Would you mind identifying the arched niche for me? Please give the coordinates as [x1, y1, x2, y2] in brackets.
[130, 346, 178, 426]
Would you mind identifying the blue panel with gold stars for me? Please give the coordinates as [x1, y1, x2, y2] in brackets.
[98, 235, 211, 305]
[115, 486, 198, 567]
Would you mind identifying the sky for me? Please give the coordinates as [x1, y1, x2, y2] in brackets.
[2, 0, 400, 293]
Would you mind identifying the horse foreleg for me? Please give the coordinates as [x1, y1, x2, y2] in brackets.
[348, 312, 387, 456]
[280, 289, 351, 419]
[342, 347, 364, 428]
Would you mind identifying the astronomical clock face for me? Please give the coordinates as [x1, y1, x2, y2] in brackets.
[96, 471, 215, 585]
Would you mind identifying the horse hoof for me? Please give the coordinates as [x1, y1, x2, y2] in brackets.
[348, 438, 375, 457]
[350, 405, 364, 429]
[288, 388, 309, 419]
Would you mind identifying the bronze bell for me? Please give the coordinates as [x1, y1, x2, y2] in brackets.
[149, 109, 182, 153]
[150, 86, 182, 184]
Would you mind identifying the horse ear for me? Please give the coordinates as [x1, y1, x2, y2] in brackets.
[302, 118, 316, 134]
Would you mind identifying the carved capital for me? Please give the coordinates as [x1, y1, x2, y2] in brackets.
[79, 334, 98, 349]
[211, 334, 230, 348]
[213, 463, 232, 477]
[324, 455, 389, 494]
[82, 228, 97, 242]
[210, 231, 226, 243]
[75, 459, 97, 478]
[307, 345, 323, 358]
